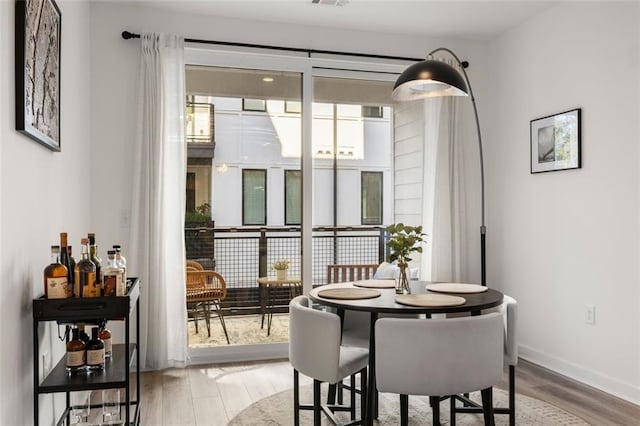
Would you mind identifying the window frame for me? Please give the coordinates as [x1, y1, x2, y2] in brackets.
[242, 168, 268, 226]
[242, 98, 267, 112]
[284, 169, 302, 225]
[361, 171, 383, 225]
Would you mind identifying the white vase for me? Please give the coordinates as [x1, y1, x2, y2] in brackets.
[276, 269, 288, 280]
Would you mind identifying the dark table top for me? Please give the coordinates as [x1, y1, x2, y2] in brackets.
[309, 281, 503, 315]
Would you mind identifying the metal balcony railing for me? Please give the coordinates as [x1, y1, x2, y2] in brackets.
[185, 224, 387, 315]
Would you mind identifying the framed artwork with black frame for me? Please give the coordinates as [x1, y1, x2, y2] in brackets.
[530, 108, 581, 174]
[15, 0, 62, 151]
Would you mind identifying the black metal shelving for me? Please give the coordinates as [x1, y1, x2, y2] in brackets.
[33, 278, 141, 426]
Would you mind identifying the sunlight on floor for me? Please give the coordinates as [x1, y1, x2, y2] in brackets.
[188, 314, 290, 347]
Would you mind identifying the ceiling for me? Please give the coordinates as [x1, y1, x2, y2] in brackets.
[133, 0, 559, 40]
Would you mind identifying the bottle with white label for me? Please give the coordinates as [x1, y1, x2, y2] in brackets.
[86, 327, 105, 371]
[65, 328, 86, 373]
[103, 250, 125, 297]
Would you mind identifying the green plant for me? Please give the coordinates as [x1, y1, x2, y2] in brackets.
[386, 223, 426, 265]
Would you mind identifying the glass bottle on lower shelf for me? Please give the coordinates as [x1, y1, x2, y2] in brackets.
[86, 327, 105, 371]
[98, 321, 112, 358]
[66, 328, 86, 373]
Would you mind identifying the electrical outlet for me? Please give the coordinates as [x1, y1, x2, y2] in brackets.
[585, 304, 596, 325]
[42, 352, 51, 376]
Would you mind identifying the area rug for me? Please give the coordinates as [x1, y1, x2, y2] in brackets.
[229, 384, 588, 425]
[188, 314, 290, 347]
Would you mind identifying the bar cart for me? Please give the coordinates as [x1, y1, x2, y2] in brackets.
[32, 278, 141, 425]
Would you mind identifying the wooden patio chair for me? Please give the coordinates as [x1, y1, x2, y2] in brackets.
[186, 260, 204, 270]
[186, 270, 230, 344]
[326, 263, 379, 284]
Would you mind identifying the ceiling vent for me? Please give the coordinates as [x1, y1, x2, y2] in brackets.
[312, 0, 349, 6]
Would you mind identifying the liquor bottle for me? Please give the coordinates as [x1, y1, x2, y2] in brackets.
[113, 245, 127, 285]
[103, 250, 125, 297]
[59, 233, 74, 295]
[67, 245, 76, 287]
[65, 327, 86, 373]
[88, 233, 103, 295]
[44, 245, 69, 299]
[98, 321, 112, 358]
[77, 322, 90, 344]
[86, 327, 105, 371]
[75, 238, 98, 298]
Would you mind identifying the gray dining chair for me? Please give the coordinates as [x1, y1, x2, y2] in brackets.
[289, 295, 369, 426]
[451, 295, 519, 426]
[375, 313, 504, 426]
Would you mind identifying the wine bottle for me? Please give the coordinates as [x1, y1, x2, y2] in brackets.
[86, 327, 105, 371]
[98, 321, 112, 358]
[103, 250, 125, 297]
[44, 245, 69, 299]
[88, 233, 103, 295]
[74, 238, 97, 298]
[59, 233, 74, 295]
[65, 328, 86, 373]
[67, 245, 76, 288]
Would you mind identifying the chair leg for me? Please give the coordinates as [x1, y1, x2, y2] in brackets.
[203, 302, 212, 337]
[481, 387, 495, 426]
[338, 380, 344, 405]
[430, 396, 440, 426]
[327, 383, 337, 404]
[293, 369, 300, 426]
[360, 368, 367, 422]
[313, 379, 321, 426]
[214, 300, 230, 344]
[509, 365, 515, 426]
[400, 394, 409, 426]
[450, 395, 456, 426]
[349, 374, 356, 420]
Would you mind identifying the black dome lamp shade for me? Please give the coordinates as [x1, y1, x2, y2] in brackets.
[393, 47, 487, 287]
[392, 59, 468, 101]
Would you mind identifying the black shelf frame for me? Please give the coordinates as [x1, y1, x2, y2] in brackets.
[33, 278, 141, 426]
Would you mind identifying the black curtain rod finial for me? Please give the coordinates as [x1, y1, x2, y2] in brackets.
[122, 31, 140, 40]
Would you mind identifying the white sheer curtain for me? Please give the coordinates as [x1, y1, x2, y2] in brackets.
[420, 96, 468, 283]
[128, 33, 187, 370]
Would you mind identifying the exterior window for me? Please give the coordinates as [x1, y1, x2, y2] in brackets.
[243, 169, 267, 225]
[285, 101, 301, 114]
[243, 99, 267, 112]
[362, 105, 383, 118]
[186, 101, 215, 144]
[361, 171, 383, 225]
[285, 170, 302, 225]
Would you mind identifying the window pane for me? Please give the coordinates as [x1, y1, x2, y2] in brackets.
[243, 169, 266, 225]
[243, 99, 267, 112]
[285, 170, 302, 225]
[362, 171, 383, 225]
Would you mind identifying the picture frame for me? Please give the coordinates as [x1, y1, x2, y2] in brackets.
[15, 0, 62, 151]
[530, 108, 581, 174]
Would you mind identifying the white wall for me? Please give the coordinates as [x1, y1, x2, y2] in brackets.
[486, 1, 640, 403]
[0, 1, 92, 423]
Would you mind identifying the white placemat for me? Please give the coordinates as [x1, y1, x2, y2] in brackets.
[395, 293, 466, 307]
[353, 279, 396, 289]
[426, 283, 488, 294]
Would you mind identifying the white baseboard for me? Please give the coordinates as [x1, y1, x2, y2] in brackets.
[519, 344, 640, 405]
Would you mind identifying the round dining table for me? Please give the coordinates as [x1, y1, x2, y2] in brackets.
[309, 280, 504, 426]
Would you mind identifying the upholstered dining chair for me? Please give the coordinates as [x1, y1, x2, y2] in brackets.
[289, 295, 368, 426]
[186, 270, 230, 344]
[375, 313, 504, 426]
[451, 295, 519, 426]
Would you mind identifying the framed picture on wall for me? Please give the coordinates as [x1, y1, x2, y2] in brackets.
[530, 108, 581, 174]
[15, 0, 62, 152]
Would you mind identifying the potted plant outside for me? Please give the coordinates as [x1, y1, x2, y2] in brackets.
[272, 259, 290, 280]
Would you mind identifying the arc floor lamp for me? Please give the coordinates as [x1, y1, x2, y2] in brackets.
[392, 48, 487, 286]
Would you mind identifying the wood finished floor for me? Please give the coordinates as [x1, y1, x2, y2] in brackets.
[139, 358, 640, 425]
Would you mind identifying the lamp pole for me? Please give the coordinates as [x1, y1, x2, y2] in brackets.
[426, 48, 487, 286]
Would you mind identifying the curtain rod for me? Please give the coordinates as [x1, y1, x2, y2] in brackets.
[121, 31, 423, 63]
